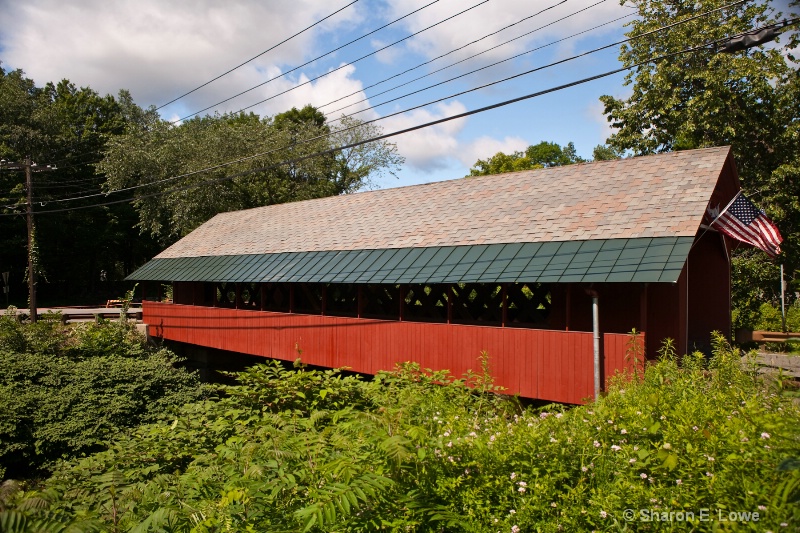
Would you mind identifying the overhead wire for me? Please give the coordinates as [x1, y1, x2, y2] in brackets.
[17, 0, 603, 178]
[1, 17, 769, 217]
[173, 0, 448, 122]
[322, 0, 751, 121]
[155, 0, 360, 111]
[14, 0, 587, 204]
[27, 8, 637, 205]
[221, 0, 567, 119]
[14, 0, 444, 173]
[27, 0, 746, 207]
[3, 0, 755, 209]
[3, 0, 573, 176]
[325, 10, 635, 119]
[316, 0, 583, 111]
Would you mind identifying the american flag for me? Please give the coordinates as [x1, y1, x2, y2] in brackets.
[712, 192, 783, 258]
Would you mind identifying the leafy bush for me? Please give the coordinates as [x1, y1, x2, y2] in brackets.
[734, 301, 800, 333]
[3, 335, 799, 531]
[753, 301, 800, 333]
[0, 310, 206, 480]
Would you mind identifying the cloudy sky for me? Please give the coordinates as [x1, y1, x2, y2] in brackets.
[0, 0, 793, 189]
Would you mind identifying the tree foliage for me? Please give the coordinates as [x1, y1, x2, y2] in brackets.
[468, 141, 585, 176]
[591, 143, 625, 161]
[98, 106, 404, 245]
[2, 338, 798, 531]
[0, 312, 206, 480]
[0, 66, 161, 304]
[599, 0, 800, 326]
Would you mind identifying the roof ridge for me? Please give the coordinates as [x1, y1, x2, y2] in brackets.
[155, 146, 733, 259]
[210, 146, 733, 219]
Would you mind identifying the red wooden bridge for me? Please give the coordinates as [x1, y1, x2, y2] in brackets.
[144, 301, 641, 404]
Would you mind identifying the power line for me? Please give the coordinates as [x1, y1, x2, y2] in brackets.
[19, 0, 749, 207]
[2, 0, 758, 209]
[0, 159, 56, 321]
[316, 0, 591, 112]
[19, 0, 572, 173]
[155, 0, 360, 111]
[222, 0, 566, 119]
[22, 11, 633, 206]
[15, 0, 444, 172]
[174, 0, 447, 122]
[325, 10, 634, 119]
[325, 0, 749, 122]
[1, 24, 761, 218]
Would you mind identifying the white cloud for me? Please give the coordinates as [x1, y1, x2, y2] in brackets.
[384, 0, 631, 79]
[371, 39, 405, 65]
[380, 100, 468, 172]
[261, 64, 371, 118]
[585, 85, 632, 146]
[586, 99, 615, 145]
[457, 135, 529, 168]
[0, 0, 362, 115]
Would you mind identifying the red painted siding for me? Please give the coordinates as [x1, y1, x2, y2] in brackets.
[144, 302, 641, 404]
[604, 332, 645, 384]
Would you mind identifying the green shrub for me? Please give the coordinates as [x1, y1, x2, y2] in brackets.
[3, 336, 799, 531]
[0, 311, 206, 480]
[734, 301, 800, 333]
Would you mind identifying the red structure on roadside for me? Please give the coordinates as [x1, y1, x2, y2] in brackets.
[130, 147, 739, 403]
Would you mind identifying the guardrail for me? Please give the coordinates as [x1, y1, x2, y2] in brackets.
[735, 329, 800, 344]
[9, 306, 143, 324]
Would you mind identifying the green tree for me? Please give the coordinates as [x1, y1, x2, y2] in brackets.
[98, 107, 404, 244]
[525, 140, 584, 167]
[468, 141, 585, 176]
[0, 66, 161, 305]
[591, 144, 624, 161]
[599, 0, 800, 327]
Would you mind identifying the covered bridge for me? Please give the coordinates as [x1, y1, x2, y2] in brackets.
[129, 146, 738, 404]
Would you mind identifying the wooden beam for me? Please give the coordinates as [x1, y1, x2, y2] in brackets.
[501, 283, 508, 327]
[447, 285, 454, 324]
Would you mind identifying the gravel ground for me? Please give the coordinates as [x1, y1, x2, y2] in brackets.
[750, 351, 800, 378]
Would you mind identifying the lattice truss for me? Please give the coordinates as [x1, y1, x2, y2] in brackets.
[206, 281, 550, 326]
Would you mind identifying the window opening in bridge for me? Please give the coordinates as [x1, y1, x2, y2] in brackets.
[403, 284, 448, 322]
[294, 283, 323, 314]
[262, 283, 290, 313]
[362, 284, 398, 319]
[450, 283, 503, 325]
[215, 282, 236, 308]
[184, 281, 550, 328]
[506, 283, 551, 327]
[240, 282, 260, 309]
[325, 283, 358, 317]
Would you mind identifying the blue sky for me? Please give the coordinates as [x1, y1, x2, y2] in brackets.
[0, 0, 792, 189]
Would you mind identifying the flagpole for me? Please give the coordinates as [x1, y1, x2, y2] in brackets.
[781, 263, 787, 333]
[693, 190, 743, 249]
[708, 190, 743, 230]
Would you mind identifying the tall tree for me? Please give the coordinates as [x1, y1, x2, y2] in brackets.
[599, 0, 800, 327]
[467, 141, 585, 177]
[99, 107, 404, 245]
[0, 66, 161, 305]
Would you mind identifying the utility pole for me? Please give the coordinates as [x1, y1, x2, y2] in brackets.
[0, 158, 56, 322]
[24, 158, 37, 322]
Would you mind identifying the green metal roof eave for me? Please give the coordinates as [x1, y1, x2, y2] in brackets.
[125, 236, 694, 285]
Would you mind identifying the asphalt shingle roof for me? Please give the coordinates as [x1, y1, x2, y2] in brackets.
[155, 147, 732, 259]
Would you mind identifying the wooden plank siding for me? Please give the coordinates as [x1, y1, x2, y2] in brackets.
[144, 302, 641, 404]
